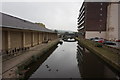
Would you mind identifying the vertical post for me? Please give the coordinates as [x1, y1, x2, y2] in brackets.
[118, 3, 120, 66]
[46, 33, 47, 41]
[40, 32, 43, 43]
[38, 32, 40, 44]
[0, 28, 2, 52]
[22, 32, 25, 48]
[31, 32, 34, 47]
[106, 3, 111, 40]
[8, 31, 11, 49]
[42, 32, 44, 42]
[37, 32, 39, 45]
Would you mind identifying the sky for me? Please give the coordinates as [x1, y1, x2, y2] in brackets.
[1, 1, 84, 32]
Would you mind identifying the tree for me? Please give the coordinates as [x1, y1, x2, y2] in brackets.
[35, 23, 45, 27]
[54, 30, 58, 33]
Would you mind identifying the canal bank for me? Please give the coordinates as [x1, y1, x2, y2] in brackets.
[77, 38, 120, 78]
[2, 39, 59, 78]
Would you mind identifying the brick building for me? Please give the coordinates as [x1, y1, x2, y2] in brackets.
[78, 1, 120, 41]
[78, 2, 109, 39]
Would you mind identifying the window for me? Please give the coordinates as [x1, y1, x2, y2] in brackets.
[99, 19, 102, 22]
[100, 3, 103, 5]
[100, 14, 103, 16]
[100, 8, 103, 11]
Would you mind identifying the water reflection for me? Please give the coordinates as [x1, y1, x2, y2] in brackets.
[77, 42, 120, 78]
[24, 45, 58, 79]
[29, 41, 81, 78]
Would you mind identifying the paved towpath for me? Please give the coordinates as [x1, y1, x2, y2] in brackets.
[2, 39, 59, 78]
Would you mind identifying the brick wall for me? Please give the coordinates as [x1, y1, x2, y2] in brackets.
[85, 2, 108, 31]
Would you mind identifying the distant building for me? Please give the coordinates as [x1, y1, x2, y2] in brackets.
[78, 1, 120, 41]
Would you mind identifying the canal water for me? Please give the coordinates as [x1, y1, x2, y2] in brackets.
[29, 41, 81, 78]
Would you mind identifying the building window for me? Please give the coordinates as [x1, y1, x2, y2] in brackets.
[100, 8, 103, 11]
[100, 3, 103, 5]
[100, 14, 103, 16]
[99, 19, 102, 22]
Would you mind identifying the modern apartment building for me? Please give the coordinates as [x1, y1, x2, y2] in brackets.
[78, 1, 120, 41]
[106, 2, 120, 41]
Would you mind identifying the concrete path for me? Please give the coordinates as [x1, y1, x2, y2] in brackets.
[2, 40, 59, 78]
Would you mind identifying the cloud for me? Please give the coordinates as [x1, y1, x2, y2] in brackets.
[2, 2, 82, 31]
[2, 0, 84, 2]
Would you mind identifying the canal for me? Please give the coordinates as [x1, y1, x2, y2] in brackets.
[29, 41, 81, 78]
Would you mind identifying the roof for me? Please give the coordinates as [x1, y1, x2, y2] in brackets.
[0, 12, 55, 33]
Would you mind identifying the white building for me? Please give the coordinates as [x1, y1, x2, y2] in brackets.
[106, 2, 120, 41]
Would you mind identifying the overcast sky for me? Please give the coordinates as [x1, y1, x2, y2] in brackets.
[1, 1, 84, 31]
